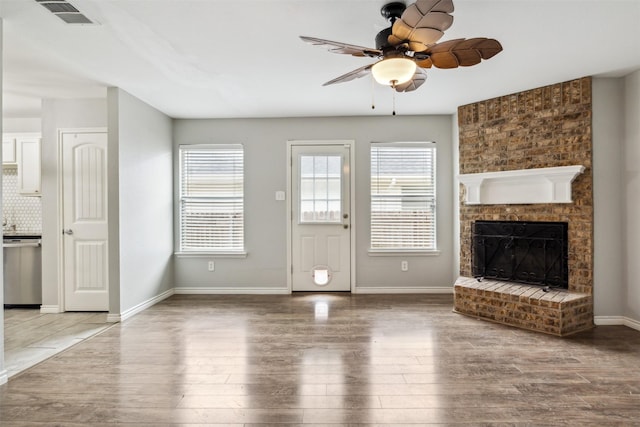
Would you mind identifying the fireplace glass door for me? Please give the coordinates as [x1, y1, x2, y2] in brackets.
[472, 221, 568, 289]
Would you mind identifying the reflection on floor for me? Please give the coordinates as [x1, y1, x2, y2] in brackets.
[3, 308, 112, 378]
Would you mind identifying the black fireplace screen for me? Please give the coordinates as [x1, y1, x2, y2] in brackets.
[472, 221, 568, 289]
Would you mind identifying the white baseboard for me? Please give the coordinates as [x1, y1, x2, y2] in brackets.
[174, 287, 290, 295]
[624, 317, 640, 332]
[110, 288, 175, 323]
[0, 369, 7, 385]
[353, 286, 453, 294]
[40, 305, 61, 314]
[594, 315, 640, 332]
[594, 316, 624, 325]
[106, 313, 121, 323]
[174, 286, 454, 295]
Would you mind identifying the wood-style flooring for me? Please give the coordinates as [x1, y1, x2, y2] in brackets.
[3, 308, 111, 378]
[1, 293, 639, 425]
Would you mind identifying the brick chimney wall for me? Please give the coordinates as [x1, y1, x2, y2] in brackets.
[457, 77, 593, 296]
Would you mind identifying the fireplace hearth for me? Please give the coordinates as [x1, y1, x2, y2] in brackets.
[472, 221, 568, 289]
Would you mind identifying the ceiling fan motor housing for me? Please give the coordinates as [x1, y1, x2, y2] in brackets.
[375, 27, 394, 50]
[376, 2, 406, 50]
[380, 2, 406, 22]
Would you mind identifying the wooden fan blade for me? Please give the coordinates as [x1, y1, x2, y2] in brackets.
[416, 57, 433, 68]
[402, 0, 454, 28]
[395, 68, 428, 93]
[322, 64, 374, 86]
[471, 38, 503, 60]
[427, 38, 465, 53]
[426, 37, 503, 69]
[389, 0, 454, 52]
[300, 36, 381, 58]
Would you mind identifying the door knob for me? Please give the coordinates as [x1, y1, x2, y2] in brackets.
[63, 229, 73, 235]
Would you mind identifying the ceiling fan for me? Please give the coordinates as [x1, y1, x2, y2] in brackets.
[300, 0, 503, 93]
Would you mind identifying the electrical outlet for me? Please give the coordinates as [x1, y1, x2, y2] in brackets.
[207, 261, 215, 272]
[401, 260, 408, 272]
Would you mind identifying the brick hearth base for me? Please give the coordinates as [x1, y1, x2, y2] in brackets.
[453, 276, 594, 336]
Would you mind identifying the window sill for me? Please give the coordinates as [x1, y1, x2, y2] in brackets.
[174, 251, 248, 259]
[368, 249, 441, 257]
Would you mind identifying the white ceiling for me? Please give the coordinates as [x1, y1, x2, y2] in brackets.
[2, 0, 640, 119]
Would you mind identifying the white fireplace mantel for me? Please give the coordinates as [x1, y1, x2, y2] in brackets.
[458, 165, 585, 205]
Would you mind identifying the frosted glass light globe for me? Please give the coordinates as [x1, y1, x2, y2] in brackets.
[371, 58, 417, 86]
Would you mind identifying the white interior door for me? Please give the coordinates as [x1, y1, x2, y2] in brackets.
[62, 131, 109, 311]
[291, 144, 351, 291]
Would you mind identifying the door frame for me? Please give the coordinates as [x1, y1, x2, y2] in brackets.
[56, 127, 108, 312]
[286, 140, 356, 293]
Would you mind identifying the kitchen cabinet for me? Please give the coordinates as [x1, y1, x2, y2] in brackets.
[2, 137, 17, 165]
[3, 133, 42, 195]
[16, 136, 42, 196]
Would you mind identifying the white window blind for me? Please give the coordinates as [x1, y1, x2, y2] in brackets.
[179, 145, 244, 253]
[370, 142, 436, 251]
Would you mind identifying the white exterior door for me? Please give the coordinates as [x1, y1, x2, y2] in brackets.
[62, 131, 109, 311]
[291, 144, 351, 292]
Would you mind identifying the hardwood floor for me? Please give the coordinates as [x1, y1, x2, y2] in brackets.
[1, 293, 639, 425]
[3, 308, 111, 378]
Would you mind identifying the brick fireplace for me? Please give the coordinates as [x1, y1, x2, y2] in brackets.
[454, 77, 594, 336]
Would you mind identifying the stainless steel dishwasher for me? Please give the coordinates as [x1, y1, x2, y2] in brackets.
[3, 235, 42, 306]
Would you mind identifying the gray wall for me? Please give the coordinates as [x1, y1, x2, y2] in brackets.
[173, 115, 455, 291]
[624, 70, 640, 322]
[592, 78, 625, 317]
[3, 118, 41, 133]
[107, 88, 174, 315]
[589, 75, 640, 325]
[452, 112, 460, 283]
[0, 19, 6, 383]
[41, 98, 108, 309]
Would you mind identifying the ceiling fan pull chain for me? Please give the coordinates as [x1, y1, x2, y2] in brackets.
[371, 75, 376, 110]
[391, 81, 397, 116]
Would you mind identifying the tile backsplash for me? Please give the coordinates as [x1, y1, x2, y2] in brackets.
[2, 168, 42, 235]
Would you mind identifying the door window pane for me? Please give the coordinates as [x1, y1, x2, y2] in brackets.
[299, 155, 342, 223]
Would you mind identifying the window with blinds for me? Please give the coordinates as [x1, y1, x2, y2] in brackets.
[370, 142, 436, 251]
[179, 145, 244, 253]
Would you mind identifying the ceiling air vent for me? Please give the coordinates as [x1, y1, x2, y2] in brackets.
[35, 0, 95, 24]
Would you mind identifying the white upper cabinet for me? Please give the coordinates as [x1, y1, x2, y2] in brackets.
[2, 137, 17, 165]
[3, 133, 42, 196]
[16, 136, 42, 196]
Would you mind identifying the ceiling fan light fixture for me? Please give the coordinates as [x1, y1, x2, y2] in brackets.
[371, 58, 416, 86]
